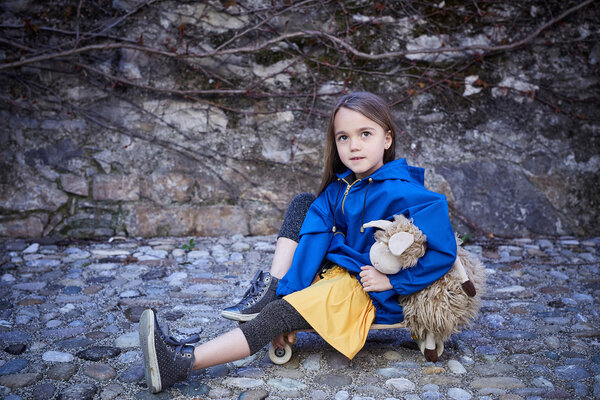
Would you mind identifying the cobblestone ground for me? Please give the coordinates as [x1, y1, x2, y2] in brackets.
[0, 234, 599, 400]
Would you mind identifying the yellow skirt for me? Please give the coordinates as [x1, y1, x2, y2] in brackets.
[283, 266, 375, 359]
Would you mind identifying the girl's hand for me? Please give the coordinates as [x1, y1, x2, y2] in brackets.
[271, 332, 296, 350]
[359, 265, 393, 292]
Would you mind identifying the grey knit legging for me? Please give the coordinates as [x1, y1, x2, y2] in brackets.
[239, 299, 311, 354]
[277, 192, 316, 242]
[240, 192, 316, 354]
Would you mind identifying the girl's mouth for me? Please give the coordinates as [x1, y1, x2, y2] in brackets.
[350, 157, 364, 161]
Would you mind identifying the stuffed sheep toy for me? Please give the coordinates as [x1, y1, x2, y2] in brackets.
[363, 215, 486, 362]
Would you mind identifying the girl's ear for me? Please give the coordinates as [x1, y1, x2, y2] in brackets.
[384, 130, 392, 150]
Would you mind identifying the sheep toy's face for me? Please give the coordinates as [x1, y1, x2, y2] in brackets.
[369, 241, 399, 274]
[363, 216, 426, 275]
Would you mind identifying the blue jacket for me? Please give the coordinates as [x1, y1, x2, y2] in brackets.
[277, 159, 457, 324]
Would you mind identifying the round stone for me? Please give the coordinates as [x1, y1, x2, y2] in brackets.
[117, 350, 141, 364]
[0, 358, 28, 375]
[376, 367, 406, 378]
[491, 330, 537, 340]
[56, 337, 94, 350]
[42, 351, 74, 363]
[176, 381, 210, 396]
[77, 346, 121, 361]
[532, 376, 554, 389]
[326, 353, 350, 369]
[447, 360, 467, 374]
[267, 377, 307, 391]
[100, 383, 125, 400]
[475, 345, 501, 355]
[172, 248, 186, 258]
[386, 378, 415, 392]
[470, 377, 525, 389]
[208, 364, 229, 378]
[86, 276, 114, 284]
[83, 363, 116, 381]
[0, 373, 40, 389]
[46, 363, 77, 381]
[448, 387, 472, 400]
[23, 243, 40, 254]
[119, 363, 144, 383]
[554, 365, 590, 381]
[313, 373, 353, 388]
[543, 390, 573, 398]
[32, 383, 56, 400]
[63, 285, 82, 294]
[4, 343, 27, 355]
[46, 320, 63, 328]
[238, 389, 269, 400]
[114, 332, 139, 348]
[302, 353, 321, 371]
[141, 268, 167, 281]
[422, 391, 442, 400]
[124, 306, 145, 322]
[58, 383, 97, 400]
[41, 327, 87, 340]
[382, 350, 402, 360]
[86, 331, 109, 340]
[163, 311, 185, 321]
[0, 330, 31, 344]
[208, 387, 233, 398]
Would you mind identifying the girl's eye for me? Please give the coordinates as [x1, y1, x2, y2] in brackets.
[361, 131, 372, 137]
[337, 135, 348, 142]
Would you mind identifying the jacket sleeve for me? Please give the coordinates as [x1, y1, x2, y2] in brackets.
[387, 191, 457, 296]
[276, 197, 334, 297]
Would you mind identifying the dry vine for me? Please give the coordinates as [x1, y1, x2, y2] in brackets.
[1, 0, 598, 234]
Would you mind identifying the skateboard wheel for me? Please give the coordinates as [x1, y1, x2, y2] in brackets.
[268, 343, 292, 364]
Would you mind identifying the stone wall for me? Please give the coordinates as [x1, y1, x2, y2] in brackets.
[0, 0, 598, 239]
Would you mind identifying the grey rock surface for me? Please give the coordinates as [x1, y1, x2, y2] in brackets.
[0, 1, 598, 239]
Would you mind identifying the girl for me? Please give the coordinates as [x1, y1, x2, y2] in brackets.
[139, 92, 457, 394]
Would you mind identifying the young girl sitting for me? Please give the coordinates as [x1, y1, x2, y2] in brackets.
[139, 91, 458, 394]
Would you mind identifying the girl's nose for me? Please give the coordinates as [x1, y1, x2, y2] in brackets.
[350, 138, 361, 151]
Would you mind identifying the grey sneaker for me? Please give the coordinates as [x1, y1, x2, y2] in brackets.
[139, 309, 200, 393]
[221, 270, 279, 322]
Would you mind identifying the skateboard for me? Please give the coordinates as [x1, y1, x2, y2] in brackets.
[267, 322, 444, 364]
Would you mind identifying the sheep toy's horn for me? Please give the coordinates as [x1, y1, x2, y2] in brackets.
[362, 219, 393, 231]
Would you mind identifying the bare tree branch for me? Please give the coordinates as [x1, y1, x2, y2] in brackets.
[0, 0, 592, 71]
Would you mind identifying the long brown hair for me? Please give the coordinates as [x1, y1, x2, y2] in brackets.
[317, 92, 397, 194]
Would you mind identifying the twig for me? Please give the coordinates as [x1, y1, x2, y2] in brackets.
[0, 0, 592, 71]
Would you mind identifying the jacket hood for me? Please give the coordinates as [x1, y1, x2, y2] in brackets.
[336, 158, 425, 187]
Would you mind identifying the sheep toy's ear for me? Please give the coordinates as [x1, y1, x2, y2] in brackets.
[388, 232, 414, 256]
[362, 220, 393, 231]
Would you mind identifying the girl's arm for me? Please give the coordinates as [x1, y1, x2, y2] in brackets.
[276, 199, 334, 297]
[359, 265, 392, 292]
[386, 195, 457, 296]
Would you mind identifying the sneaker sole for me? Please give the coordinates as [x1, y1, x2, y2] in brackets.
[139, 309, 161, 393]
[220, 310, 258, 322]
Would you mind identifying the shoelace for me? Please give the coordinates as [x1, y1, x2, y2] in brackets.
[162, 333, 201, 361]
[243, 270, 263, 298]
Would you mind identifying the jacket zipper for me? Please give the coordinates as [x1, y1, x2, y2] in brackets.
[340, 177, 362, 215]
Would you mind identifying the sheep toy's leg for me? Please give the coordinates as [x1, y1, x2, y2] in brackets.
[454, 255, 476, 297]
[416, 333, 445, 363]
[423, 334, 439, 362]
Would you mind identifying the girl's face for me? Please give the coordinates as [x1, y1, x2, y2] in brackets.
[333, 107, 392, 180]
